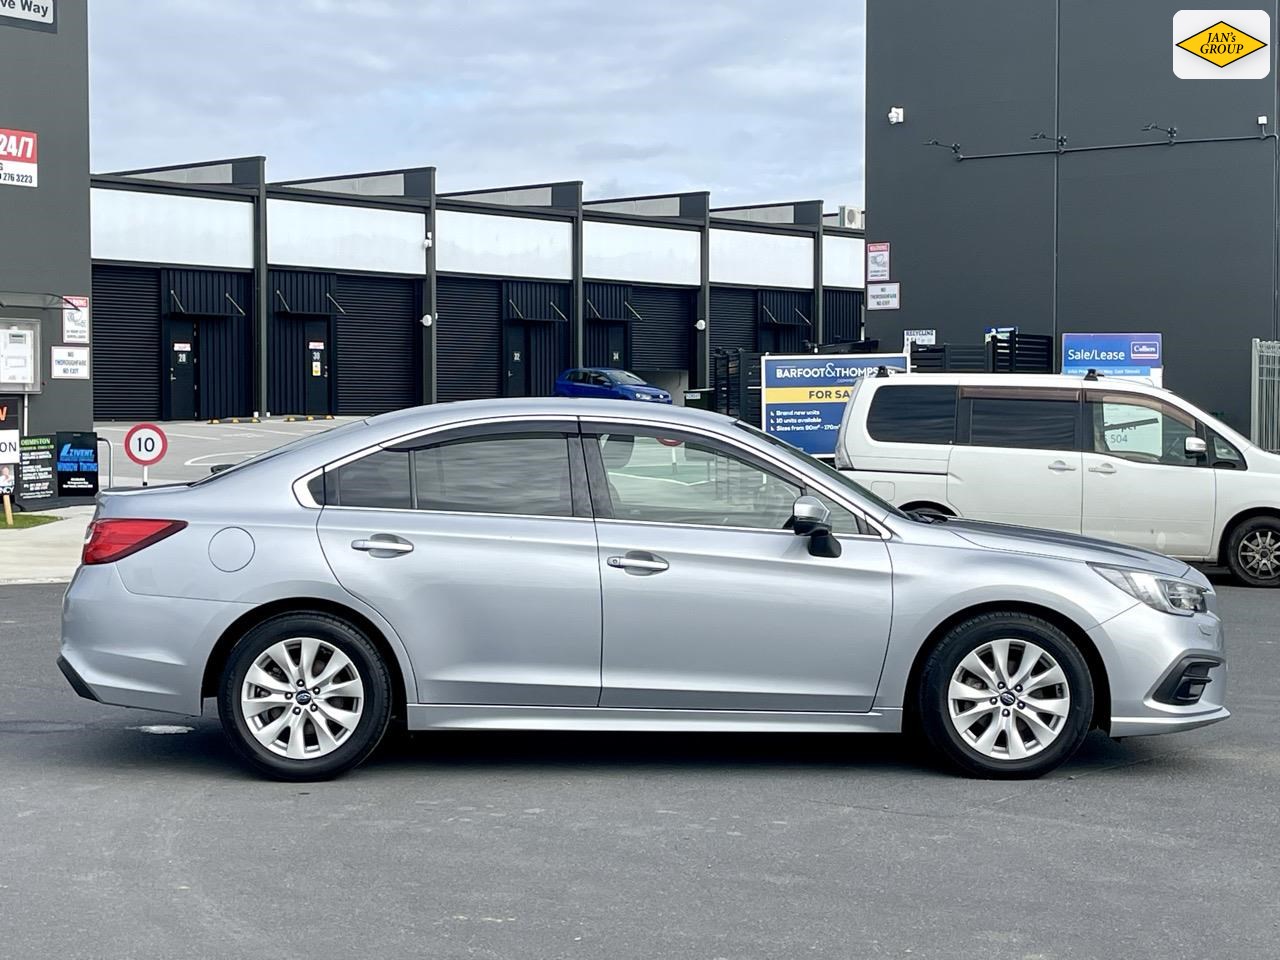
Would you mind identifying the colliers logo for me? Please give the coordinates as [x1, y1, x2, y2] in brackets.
[1173, 10, 1270, 78]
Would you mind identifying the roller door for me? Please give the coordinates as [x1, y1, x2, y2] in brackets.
[91, 265, 161, 420]
[436, 276, 502, 402]
[823, 288, 864, 344]
[629, 286, 692, 371]
[710, 286, 757, 354]
[334, 275, 419, 416]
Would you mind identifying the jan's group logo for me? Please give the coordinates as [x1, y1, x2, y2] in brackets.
[1173, 10, 1270, 78]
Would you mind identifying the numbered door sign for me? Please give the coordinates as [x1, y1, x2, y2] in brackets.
[123, 423, 168, 467]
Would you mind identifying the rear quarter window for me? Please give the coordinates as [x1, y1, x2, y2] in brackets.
[866, 385, 958, 444]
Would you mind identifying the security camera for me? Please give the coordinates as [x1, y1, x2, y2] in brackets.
[421, 314, 433, 327]
[887, 107, 905, 125]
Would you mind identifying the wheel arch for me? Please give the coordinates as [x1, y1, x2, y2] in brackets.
[903, 601, 1111, 732]
[1216, 507, 1280, 566]
[201, 598, 413, 722]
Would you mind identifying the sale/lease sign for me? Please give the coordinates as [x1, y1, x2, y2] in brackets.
[0, 127, 38, 188]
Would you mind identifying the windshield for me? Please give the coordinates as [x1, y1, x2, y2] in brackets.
[734, 421, 909, 520]
[609, 371, 646, 385]
[188, 419, 368, 486]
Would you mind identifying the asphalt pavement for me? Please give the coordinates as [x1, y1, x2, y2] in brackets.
[0, 580, 1276, 959]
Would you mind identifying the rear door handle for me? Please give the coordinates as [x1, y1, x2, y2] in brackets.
[1088, 463, 1117, 475]
[607, 552, 670, 574]
[1048, 460, 1077, 473]
[351, 536, 414, 555]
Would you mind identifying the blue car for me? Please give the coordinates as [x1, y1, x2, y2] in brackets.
[554, 368, 672, 403]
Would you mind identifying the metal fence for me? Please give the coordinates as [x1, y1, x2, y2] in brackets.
[1252, 339, 1280, 452]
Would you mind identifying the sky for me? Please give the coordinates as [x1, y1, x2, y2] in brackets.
[87, 0, 864, 207]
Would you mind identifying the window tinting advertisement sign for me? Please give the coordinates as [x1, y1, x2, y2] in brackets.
[1061, 333, 1163, 386]
[762, 353, 910, 457]
[55, 431, 99, 497]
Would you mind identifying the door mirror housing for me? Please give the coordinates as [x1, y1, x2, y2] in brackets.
[1185, 436, 1208, 459]
[792, 496, 842, 558]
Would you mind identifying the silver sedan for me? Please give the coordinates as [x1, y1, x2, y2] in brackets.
[59, 399, 1228, 780]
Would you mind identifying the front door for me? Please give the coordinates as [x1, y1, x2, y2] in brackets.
[606, 324, 626, 367]
[946, 386, 1083, 533]
[1081, 390, 1216, 558]
[304, 319, 331, 416]
[316, 424, 602, 706]
[504, 324, 527, 397]
[585, 425, 893, 712]
[167, 318, 197, 420]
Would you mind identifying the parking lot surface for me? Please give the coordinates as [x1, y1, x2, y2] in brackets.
[1, 580, 1275, 960]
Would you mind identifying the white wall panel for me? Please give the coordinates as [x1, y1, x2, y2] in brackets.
[91, 188, 254, 268]
[267, 198, 426, 275]
[435, 209, 572, 280]
[823, 235, 865, 288]
[583, 220, 700, 286]
[709, 228, 813, 289]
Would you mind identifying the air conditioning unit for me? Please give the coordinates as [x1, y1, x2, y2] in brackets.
[837, 205, 865, 230]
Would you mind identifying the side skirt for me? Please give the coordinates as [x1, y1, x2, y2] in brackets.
[406, 704, 904, 734]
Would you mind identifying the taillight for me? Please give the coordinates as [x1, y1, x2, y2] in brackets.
[82, 519, 188, 565]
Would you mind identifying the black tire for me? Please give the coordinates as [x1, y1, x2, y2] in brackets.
[917, 612, 1093, 779]
[1225, 516, 1280, 588]
[218, 613, 392, 781]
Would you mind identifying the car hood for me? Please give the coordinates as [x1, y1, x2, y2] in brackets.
[938, 518, 1191, 577]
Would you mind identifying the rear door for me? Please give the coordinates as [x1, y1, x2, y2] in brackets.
[1081, 390, 1216, 557]
[946, 386, 1083, 532]
[316, 421, 603, 706]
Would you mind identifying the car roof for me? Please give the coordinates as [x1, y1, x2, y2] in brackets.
[869, 372, 1163, 393]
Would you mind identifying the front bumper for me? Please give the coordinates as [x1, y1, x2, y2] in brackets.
[1089, 599, 1229, 738]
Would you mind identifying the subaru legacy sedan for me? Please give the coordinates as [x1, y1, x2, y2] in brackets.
[59, 399, 1227, 781]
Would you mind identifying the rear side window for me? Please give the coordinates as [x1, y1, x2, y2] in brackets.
[414, 434, 573, 517]
[866, 385, 958, 444]
[328, 449, 412, 509]
[966, 388, 1079, 451]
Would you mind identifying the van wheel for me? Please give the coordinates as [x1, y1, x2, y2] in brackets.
[917, 612, 1093, 779]
[218, 613, 392, 781]
[1226, 517, 1280, 587]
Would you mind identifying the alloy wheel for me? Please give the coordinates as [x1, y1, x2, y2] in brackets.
[240, 637, 365, 760]
[947, 638, 1071, 761]
[1238, 530, 1280, 581]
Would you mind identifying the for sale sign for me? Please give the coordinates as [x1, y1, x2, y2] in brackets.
[0, 127, 37, 188]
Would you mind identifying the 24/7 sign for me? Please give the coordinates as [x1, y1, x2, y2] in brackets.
[0, 127, 37, 188]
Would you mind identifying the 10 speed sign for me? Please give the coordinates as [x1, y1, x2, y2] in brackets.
[123, 423, 168, 467]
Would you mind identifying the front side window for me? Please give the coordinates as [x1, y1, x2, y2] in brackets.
[1211, 433, 1246, 469]
[867, 385, 958, 444]
[1087, 392, 1201, 466]
[965, 388, 1079, 451]
[592, 432, 801, 530]
[414, 434, 574, 516]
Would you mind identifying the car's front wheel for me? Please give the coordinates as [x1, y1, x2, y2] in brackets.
[218, 613, 392, 781]
[917, 612, 1093, 778]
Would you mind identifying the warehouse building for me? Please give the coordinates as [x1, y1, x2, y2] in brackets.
[86, 158, 865, 421]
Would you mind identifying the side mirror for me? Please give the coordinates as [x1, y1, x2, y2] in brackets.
[1185, 437, 1207, 459]
[791, 496, 842, 558]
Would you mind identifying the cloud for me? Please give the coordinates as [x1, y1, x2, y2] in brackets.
[89, 0, 865, 206]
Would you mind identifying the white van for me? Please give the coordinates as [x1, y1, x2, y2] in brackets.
[834, 372, 1280, 586]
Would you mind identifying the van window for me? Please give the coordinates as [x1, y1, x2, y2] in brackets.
[866, 385, 958, 444]
[966, 389, 1079, 451]
[1086, 392, 1201, 467]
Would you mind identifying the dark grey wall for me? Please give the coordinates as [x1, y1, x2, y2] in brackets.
[866, 0, 1279, 428]
[0, 3, 91, 434]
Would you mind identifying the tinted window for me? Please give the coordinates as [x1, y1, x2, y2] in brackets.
[867, 385, 957, 444]
[1087, 393, 1200, 467]
[1211, 433, 1245, 469]
[330, 450, 412, 509]
[594, 432, 801, 529]
[969, 395, 1078, 451]
[414, 434, 573, 517]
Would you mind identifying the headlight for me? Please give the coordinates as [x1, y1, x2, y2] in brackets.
[1090, 564, 1209, 616]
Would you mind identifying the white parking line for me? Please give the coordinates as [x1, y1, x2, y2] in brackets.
[95, 425, 213, 441]
[183, 451, 262, 466]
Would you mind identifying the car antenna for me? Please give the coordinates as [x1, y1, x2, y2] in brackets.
[1084, 368, 1101, 381]
[876, 365, 892, 378]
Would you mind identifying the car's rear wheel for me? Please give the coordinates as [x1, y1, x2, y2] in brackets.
[917, 612, 1093, 778]
[218, 613, 392, 781]
[1225, 516, 1280, 587]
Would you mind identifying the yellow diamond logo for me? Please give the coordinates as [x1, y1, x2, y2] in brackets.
[1176, 20, 1267, 67]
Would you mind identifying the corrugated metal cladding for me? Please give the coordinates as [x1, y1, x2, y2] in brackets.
[92, 265, 161, 419]
[758, 289, 812, 355]
[436, 276, 502, 402]
[823, 289, 864, 344]
[710, 286, 757, 354]
[629, 286, 693, 371]
[334, 274, 419, 416]
[504, 280, 570, 396]
[163, 269, 253, 420]
[268, 270, 334, 415]
[585, 281, 630, 369]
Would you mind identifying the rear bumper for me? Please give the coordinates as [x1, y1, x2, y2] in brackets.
[56, 655, 101, 703]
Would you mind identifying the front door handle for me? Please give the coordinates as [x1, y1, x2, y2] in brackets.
[607, 552, 669, 574]
[1048, 460, 1077, 473]
[351, 536, 414, 556]
[1088, 463, 1118, 475]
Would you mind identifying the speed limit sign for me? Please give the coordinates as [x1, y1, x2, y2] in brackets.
[124, 423, 168, 471]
